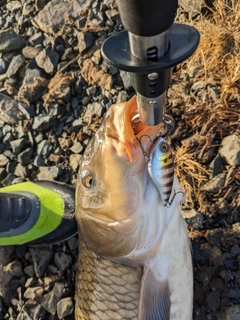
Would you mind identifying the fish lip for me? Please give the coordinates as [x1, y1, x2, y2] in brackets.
[123, 96, 163, 160]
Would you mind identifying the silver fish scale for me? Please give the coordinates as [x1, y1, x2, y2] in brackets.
[75, 236, 142, 320]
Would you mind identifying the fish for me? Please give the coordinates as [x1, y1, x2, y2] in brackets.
[147, 137, 175, 207]
[75, 95, 193, 320]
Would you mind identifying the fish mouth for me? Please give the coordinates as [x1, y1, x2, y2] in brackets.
[118, 96, 163, 161]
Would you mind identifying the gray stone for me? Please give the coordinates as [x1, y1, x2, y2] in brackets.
[67, 236, 78, 251]
[77, 32, 95, 54]
[14, 163, 27, 178]
[85, 102, 104, 117]
[24, 265, 35, 277]
[6, 1, 22, 12]
[120, 70, 132, 90]
[40, 282, 64, 315]
[3, 260, 23, 277]
[24, 287, 44, 300]
[23, 68, 43, 84]
[70, 142, 84, 154]
[32, 115, 57, 131]
[37, 140, 53, 157]
[57, 297, 74, 318]
[10, 138, 28, 155]
[0, 29, 24, 53]
[22, 46, 42, 59]
[28, 32, 43, 46]
[86, 85, 97, 96]
[182, 208, 203, 229]
[48, 166, 63, 179]
[34, 0, 93, 34]
[18, 300, 46, 320]
[0, 93, 23, 125]
[209, 155, 225, 178]
[6, 54, 25, 77]
[69, 154, 82, 171]
[36, 48, 60, 74]
[201, 172, 227, 193]
[0, 154, 8, 167]
[219, 134, 240, 166]
[30, 247, 52, 278]
[17, 148, 33, 165]
[54, 252, 72, 271]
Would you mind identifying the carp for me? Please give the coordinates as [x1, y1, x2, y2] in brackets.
[75, 96, 193, 320]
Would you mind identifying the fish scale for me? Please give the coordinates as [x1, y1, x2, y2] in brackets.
[75, 236, 142, 320]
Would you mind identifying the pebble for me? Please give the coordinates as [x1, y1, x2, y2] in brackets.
[182, 208, 204, 229]
[57, 297, 74, 318]
[54, 252, 72, 272]
[0, 29, 24, 53]
[30, 247, 52, 278]
[219, 134, 240, 166]
[40, 282, 64, 315]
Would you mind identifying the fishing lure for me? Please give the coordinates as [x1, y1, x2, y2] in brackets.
[148, 137, 175, 207]
[138, 136, 176, 207]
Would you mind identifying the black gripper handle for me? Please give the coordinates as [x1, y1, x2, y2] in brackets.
[116, 0, 178, 37]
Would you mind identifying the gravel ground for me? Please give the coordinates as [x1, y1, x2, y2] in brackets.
[0, 0, 239, 319]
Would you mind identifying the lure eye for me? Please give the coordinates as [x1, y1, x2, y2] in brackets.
[81, 170, 93, 188]
[160, 143, 168, 152]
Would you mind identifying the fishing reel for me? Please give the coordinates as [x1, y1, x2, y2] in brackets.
[101, 0, 200, 135]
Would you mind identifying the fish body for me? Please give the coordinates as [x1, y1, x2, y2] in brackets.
[148, 137, 174, 207]
[75, 96, 193, 320]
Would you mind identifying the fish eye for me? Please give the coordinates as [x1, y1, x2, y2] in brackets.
[160, 143, 168, 152]
[81, 170, 93, 188]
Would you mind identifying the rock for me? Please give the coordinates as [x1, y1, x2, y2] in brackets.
[182, 208, 204, 229]
[219, 134, 240, 166]
[24, 287, 44, 300]
[37, 140, 53, 157]
[32, 115, 57, 131]
[34, 0, 93, 34]
[17, 148, 33, 165]
[216, 305, 240, 320]
[69, 154, 82, 171]
[0, 93, 23, 125]
[6, 54, 25, 78]
[6, 1, 22, 12]
[77, 32, 95, 54]
[24, 265, 35, 278]
[35, 48, 60, 74]
[22, 46, 42, 59]
[67, 236, 78, 251]
[209, 155, 225, 178]
[18, 300, 46, 320]
[201, 172, 227, 193]
[70, 142, 84, 154]
[54, 252, 72, 272]
[57, 297, 74, 318]
[10, 138, 28, 155]
[40, 282, 64, 315]
[0, 154, 9, 167]
[0, 29, 24, 53]
[3, 260, 23, 277]
[205, 290, 220, 311]
[120, 70, 132, 90]
[29, 247, 52, 278]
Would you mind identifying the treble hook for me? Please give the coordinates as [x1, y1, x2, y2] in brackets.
[164, 189, 185, 207]
[136, 135, 152, 163]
